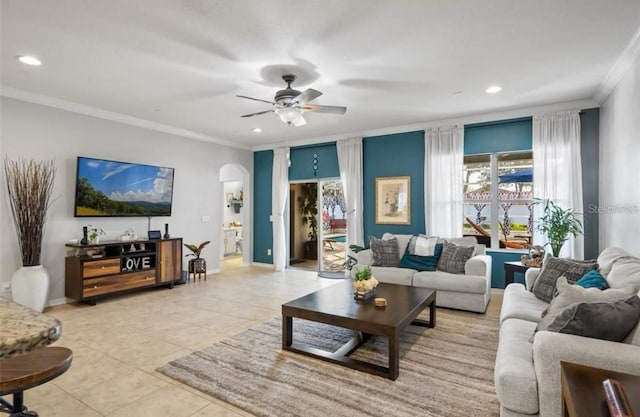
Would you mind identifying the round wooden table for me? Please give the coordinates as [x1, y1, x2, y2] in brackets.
[0, 298, 71, 416]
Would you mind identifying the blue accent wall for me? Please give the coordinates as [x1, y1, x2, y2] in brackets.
[289, 143, 339, 181]
[253, 150, 273, 264]
[363, 131, 425, 242]
[487, 250, 527, 288]
[464, 117, 532, 155]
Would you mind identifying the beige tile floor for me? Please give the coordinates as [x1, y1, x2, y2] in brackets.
[11, 260, 503, 417]
[13, 258, 338, 417]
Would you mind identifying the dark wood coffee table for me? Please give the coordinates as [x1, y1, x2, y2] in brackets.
[282, 280, 436, 380]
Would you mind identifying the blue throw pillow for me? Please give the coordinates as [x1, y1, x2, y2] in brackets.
[399, 242, 443, 271]
[575, 270, 609, 290]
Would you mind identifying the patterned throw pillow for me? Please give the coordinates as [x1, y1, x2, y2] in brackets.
[436, 240, 475, 274]
[531, 256, 598, 303]
[369, 236, 399, 267]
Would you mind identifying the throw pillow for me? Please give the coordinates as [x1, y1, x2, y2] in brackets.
[369, 236, 399, 267]
[407, 234, 439, 256]
[531, 255, 598, 303]
[575, 270, 609, 290]
[399, 242, 443, 271]
[531, 277, 637, 341]
[436, 240, 475, 274]
[542, 295, 640, 342]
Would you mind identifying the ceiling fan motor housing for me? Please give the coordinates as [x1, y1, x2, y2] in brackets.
[275, 74, 304, 105]
[275, 74, 301, 105]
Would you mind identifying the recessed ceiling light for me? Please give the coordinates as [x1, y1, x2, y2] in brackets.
[18, 55, 42, 66]
[252, 128, 262, 133]
[486, 85, 502, 94]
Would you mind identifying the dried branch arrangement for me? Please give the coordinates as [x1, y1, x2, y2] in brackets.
[5, 158, 56, 266]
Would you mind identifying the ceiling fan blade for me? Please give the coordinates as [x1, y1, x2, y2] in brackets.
[292, 88, 322, 105]
[236, 95, 275, 105]
[302, 104, 347, 114]
[240, 109, 274, 118]
[293, 115, 306, 127]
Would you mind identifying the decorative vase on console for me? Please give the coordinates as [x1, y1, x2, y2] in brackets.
[5, 157, 56, 312]
[81, 226, 89, 245]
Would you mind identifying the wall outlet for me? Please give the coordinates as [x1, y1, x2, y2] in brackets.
[269, 215, 273, 222]
[201, 215, 210, 222]
[267, 249, 271, 256]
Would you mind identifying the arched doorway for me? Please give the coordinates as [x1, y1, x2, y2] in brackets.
[219, 163, 251, 266]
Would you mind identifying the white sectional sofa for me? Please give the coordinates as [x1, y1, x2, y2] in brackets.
[352, 234, 492, 313]
[495, 247, 640, 417]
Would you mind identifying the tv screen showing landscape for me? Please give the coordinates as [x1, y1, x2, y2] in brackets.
[74, 156, 174, 217]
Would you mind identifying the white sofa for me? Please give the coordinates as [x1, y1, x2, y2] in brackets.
[495, 247, 640, 417]
[352, 234, 492, 313]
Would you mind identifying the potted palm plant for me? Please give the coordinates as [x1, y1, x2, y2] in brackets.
[297, 183, 318, 260]
[536, 199, 583, 257]
[5, 157, 56, 312]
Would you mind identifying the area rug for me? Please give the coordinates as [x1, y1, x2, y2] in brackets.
[158, 309, 500, 417]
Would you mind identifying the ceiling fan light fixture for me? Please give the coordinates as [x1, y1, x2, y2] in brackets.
[275, 107, 303, 125]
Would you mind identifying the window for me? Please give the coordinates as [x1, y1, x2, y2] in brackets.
[463, 151, 533, 250]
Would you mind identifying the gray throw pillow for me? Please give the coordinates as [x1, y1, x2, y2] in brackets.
[531, 255, 598, 303]
[530, 277, 638, 342]
[541, 295, 640, 342]
[369, 236, 399, 267]
[436, 240, 475, 274]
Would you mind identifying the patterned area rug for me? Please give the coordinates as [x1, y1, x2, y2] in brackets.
[158, 308, 500, 417]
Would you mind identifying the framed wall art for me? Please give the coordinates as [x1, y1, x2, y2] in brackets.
[375, 176, 410, 224]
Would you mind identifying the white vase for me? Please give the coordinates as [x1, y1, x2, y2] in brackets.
[11, 265, 50, 312]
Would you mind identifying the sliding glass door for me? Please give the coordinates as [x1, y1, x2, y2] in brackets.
[319, 179, 346, 278]
[287, 179, 346, 278]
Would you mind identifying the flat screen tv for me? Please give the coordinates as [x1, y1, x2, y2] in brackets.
[74, 156, 174, 217]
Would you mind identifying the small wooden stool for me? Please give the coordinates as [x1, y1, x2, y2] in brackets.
[0, 347, 73, 416]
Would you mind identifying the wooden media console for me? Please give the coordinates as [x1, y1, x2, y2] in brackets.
[65, 238, 182, 304]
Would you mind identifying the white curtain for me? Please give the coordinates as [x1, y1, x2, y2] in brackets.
[337, 137, 364, 253]
[533, 111, 583, 259]
[424, 127, 464, 238]
[272, 147, 289, 271]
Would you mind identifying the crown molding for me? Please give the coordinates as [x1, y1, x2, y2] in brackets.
[251, 98, 599, 152]
[0, 86, 251, 150]
[594, 25, 640, 104]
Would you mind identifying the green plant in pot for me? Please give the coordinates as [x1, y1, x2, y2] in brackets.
[535, 199, 583, 257]
[87, 225, 106, 244]
[297, 183, 318, 260]
[5, 157, 56, 312]
[353, 266, 378, 297]
[185, 241, 210, 273]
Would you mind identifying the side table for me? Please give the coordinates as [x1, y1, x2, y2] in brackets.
[561, 361, 640, 417]
[503, 261, 531, 287]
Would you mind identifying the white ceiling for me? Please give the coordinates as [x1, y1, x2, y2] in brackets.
[2, 0, 639, 150]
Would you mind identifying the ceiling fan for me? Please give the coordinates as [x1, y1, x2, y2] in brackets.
[237, 74, 347, 127]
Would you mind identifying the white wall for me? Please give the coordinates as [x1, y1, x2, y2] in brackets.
[1, 97, 252, 304]
[599, 55, 640, 254]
